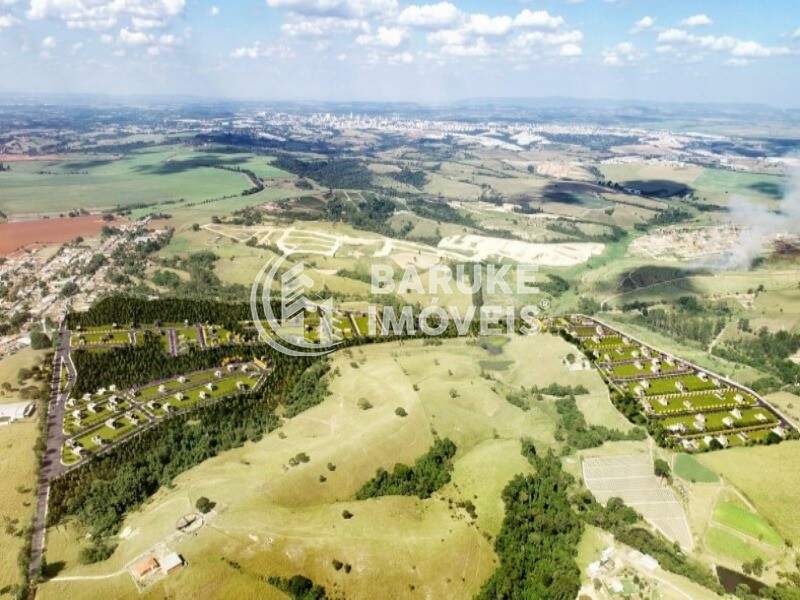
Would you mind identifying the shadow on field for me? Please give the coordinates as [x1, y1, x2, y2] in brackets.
[41, 560, 66, 580]
[747, 181, 783, 199]
[617, 179, 692, 198]
[541, 181, 612, 207]
[134, 155, 243, 175]
[614, 265, 709, 296]
[59, 159, 116, 170]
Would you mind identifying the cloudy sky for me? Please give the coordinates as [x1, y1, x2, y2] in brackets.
[0, 0, 798, 105]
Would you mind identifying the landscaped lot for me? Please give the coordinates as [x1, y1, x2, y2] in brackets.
[62, 363, 266, 463]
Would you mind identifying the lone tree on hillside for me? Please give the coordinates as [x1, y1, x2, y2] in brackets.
[654, 458, 671, 481]
[195, 496, 215, 514]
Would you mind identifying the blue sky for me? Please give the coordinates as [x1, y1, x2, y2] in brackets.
[0, 1, 798, 105]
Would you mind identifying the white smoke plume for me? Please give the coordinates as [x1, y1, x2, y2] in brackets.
[717, 163, 800, 270]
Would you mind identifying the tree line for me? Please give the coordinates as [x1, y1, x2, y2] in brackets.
[355, 438, 457, 500]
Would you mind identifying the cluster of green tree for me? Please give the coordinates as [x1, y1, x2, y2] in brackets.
[534, 383, 589, 397]
[66, 296, 256, 330]
[227, 206, 265, 226]
[713, 327, 800, 386]
[273, 155, 373, 189]
[407, 198, 476, 228]
[546, 220, 626, 243]
[266, 575, 327, 599]
[355, 438, 457, 500]
[283, 359, 331, 418]
[82, 253, 107, 276]
[543, 133, 641, 151]
[390, 167, 428, 189]
[478, 440, 583, 599]
[634, 207, 693, 231]
[555, 395, 646, 451]
[195, 132, 334, 155]
[325, 193, 397, 237]
[29, 328, 52, 350]
[48, 345, 318, 536]
[69, 333, 264, 396]
[0, 310, 32, 336]
[577, 297, 601, 315]
[634, 305, 727, 346]
[539, 274, 570, 296]
[573, 493, 723, 593]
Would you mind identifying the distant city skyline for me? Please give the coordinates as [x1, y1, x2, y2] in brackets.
[0, 1, 798, 106]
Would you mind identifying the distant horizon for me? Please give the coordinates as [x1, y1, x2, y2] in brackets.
[0, 1, 798, 107]
[1, 91, 799, 112]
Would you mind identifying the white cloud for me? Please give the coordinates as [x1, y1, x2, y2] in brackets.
[511, 29, 583, 50]
[147, 45, 160, 56]
[387, 50, 413, 63]
[792, 27, 800, 39]
[356, 25, 407, 47]
[657, 28, 790, 59]
[441, 36, 492, 57]
[119, 27, 151, 45]
[465, 14, 512, 36]
[726, 57, 750, 67]
[41, 35, 56, 48]
[131, 17, 164, 30]
[513, 9, 564, 30]
[100, 33, 113, 43]
[265, 0, 397, 19]
[210, 5, 219, 16]
[71, 41, 83, 53]
[681, 14, 712, 27]
[603, 41, 640, 66]
[397, 2, 458, 28]
[281, 16, 367, 36]
[559, 43, 581, 57]
[731, 40, 790, 58]
[0, 13, 19, 28]
[630, 15, 654, 34]
[27, 0, 186, 30]
[426, 28, 465, 46]
[231, 41, 294, 59]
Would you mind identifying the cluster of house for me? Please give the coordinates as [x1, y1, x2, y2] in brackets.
[562, 315, 792, 451]
[585, 545, 659, 596]
[62, 362, 265, 462]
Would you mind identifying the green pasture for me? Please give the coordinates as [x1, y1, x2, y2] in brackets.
[713, 501, 783, 547]
[673, 454, 719, 483]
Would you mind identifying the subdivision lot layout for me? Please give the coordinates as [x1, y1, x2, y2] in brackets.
[583, 454, 694, 551]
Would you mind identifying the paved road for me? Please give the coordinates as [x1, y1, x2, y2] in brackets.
[29, 326, 74, 580]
